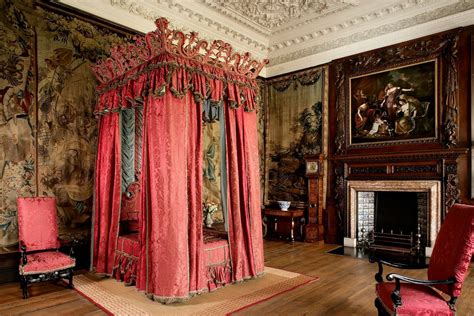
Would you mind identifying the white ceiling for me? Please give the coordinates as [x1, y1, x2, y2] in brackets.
[59, 0, 474, 77]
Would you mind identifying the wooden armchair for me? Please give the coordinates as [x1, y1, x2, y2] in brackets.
[17, 197, 75, 299]
[371, 203, 473, 315]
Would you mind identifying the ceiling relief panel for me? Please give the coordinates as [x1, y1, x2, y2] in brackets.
[202, 0, 357, 35]
[59, 0, 474, 77]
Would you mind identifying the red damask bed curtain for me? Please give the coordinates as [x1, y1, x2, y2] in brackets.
[91, 18, 267, 302]
[93, 112, 121, 273]
[225, 105, 265, 280]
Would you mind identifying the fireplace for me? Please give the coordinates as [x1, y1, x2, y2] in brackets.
[375, 192, 418, 235]
[357, 191, 428, 253]
[345, 180, 441, 256]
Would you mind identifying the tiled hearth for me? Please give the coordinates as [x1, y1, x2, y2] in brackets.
[345, 180, 441, 256]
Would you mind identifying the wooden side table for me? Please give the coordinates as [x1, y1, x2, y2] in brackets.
[263, 208, 305, 243]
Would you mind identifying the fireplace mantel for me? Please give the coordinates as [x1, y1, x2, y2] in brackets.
[326, 28, 473, 246]
[331, 148, 467, 247]
[333, 148, 467, 164]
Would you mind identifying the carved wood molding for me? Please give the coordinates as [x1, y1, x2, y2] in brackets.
[332, 148, 468, 162]
[442, 33, 459, 148]
[334, 62, 345, 155]
[347, 32, 459, 75]
[333, 164, 345, 234]
[333, 29, 461, 153]
[332, 149, 466, 228]
[445, 163, 460, 211]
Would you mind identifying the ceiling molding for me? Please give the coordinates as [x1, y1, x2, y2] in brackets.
[269, 0, 474, 66]
[265, 8, 474, 77]
[58, 0, 474, 78]
[268, 0, 432, 51]
[108, 0, 269, 50]
[201, 0, 357, 36]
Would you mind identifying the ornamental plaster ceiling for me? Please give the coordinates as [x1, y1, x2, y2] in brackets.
[59, 0, 474, 77]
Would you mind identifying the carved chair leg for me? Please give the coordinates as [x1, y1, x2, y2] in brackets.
[375, 298, 390, 316]
[67, 269, 74, 289]
[20, 276, 28, 299]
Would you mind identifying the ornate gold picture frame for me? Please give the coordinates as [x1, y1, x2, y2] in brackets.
[349, 59, 438, 147]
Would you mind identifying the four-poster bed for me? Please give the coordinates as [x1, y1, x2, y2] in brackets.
[90, 18, 268, 303]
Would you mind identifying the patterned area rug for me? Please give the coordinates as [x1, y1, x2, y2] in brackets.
[74, 267, 317, 315]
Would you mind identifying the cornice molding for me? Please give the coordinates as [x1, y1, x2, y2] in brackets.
[109, 0, 268, 53]
[109, 0, 158, 21]
[268, 0, 430, 51]
[269, 0, 474, 66]
[271, 4, 354, 36]
[58, 0, 474, 77]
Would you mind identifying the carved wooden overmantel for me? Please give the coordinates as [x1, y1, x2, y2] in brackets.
[328, 28, 470, 242]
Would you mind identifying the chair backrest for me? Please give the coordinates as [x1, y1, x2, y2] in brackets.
[17, 197, 59, 252]
[428, 203, 474, 297]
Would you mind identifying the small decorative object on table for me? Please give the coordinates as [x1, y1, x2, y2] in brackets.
[203, 202, 218, 228]
[277, 201, 291, 211]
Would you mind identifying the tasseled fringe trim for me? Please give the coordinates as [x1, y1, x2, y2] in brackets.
[102, 259, 265, 305]
[112, 253, 138, 286]
[233, 270, 266, 284]
[207, 262, 232, 291]
[141, 268, 265, 304]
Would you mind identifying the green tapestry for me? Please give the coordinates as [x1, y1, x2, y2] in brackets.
[264, 68, 325, 207]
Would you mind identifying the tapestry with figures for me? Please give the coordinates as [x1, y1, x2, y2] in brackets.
[264, 67, 327, 207]
[0, 0, 132, 253]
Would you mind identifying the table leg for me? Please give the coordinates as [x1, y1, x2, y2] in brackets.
[262, 216, 268, 237]
[290, 217, 295, 243]
[300, 218, 305, 238]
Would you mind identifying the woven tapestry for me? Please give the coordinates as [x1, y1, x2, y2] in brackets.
[264, 67, 326, 207]
[0, 0, 132, 252]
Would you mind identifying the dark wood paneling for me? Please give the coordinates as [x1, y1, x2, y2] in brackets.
[327, 27, 474, 242]
[0, 251, 19, 284]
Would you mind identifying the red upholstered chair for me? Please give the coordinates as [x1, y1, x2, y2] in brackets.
[17, 197, 75, 299]
[372, 203, 474, 315]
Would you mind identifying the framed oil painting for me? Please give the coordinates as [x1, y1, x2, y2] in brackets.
[349, 59, 438, 146]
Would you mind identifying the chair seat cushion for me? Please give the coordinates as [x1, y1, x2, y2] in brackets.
[376, 282, 454, 315]
[19, 251, 75, 275]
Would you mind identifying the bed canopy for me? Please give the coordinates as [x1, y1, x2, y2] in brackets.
[90, 18, 268, 302]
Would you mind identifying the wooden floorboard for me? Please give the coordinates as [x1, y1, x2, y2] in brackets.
[0, 241, 472, 315]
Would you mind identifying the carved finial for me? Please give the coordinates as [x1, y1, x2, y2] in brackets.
[154, 17, 169, 30]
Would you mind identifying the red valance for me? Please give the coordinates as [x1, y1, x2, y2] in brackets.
[91, 18, 268, 115]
